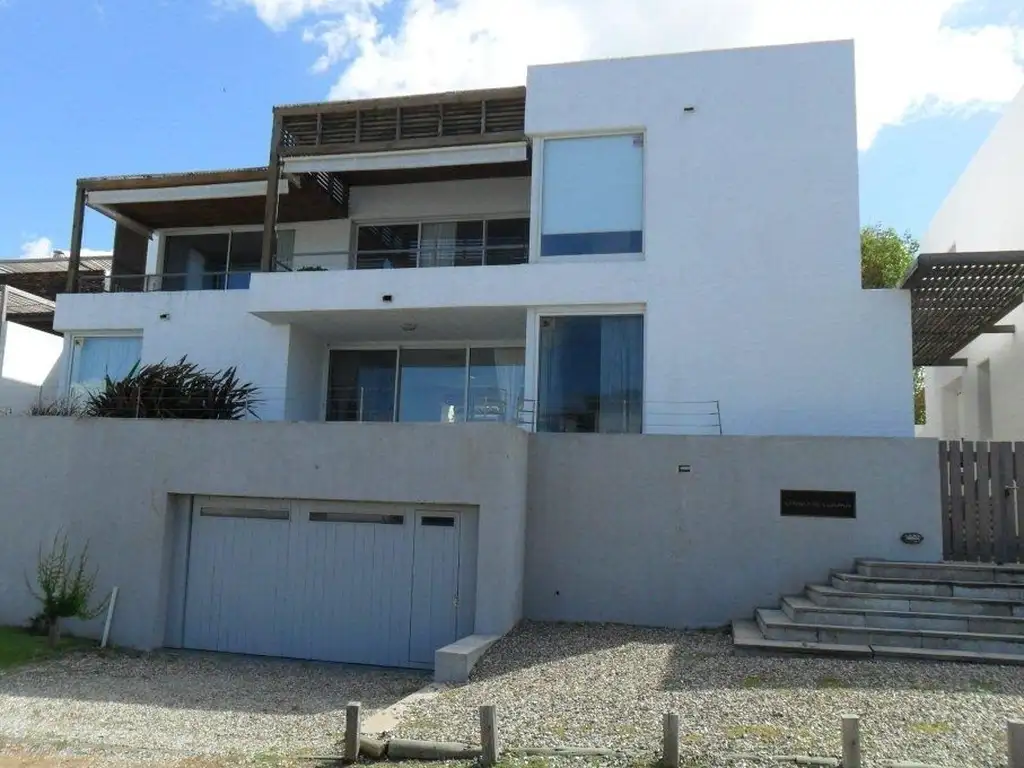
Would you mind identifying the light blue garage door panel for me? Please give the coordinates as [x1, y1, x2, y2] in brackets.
[183, 502, 293, 657]
[182, 497, 466, 669]
[409, 511, 461, 665]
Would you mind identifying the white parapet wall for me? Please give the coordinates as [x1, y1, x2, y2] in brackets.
[0, 417, 939, 662]
[525, 433, 942, 629]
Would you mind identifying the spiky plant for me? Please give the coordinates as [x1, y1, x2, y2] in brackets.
[85, 358, 259, 420]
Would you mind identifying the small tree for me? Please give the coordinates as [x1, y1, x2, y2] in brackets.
[861, 224, 925, 425]
[85, 358, 259, 420]
[27, 532, 107, 647]
[861, 224, 919, 290]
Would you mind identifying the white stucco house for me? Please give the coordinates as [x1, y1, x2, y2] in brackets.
[54, 39, 916, 438]
[913, 84, 1024, 441]
[18, 40, 975, 675]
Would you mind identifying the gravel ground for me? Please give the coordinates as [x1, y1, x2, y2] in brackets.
[393, 621, 1024, 768]
[0, 650, 427, 766]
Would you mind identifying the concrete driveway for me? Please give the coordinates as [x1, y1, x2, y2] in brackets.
[0, 650, 427, 766]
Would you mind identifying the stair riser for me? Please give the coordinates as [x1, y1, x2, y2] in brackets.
[857, 564, 1024, 583]
[761, 624, 1024, 655]
[785, 606, 1024, 635]
[807, 588, 1024, 617]
[830, 576, 1024, 601]
[857, 563, 1024, 585]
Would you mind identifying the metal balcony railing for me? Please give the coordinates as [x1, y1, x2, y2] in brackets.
[278, 245, 528, 272]
[77, 271, 256, 293]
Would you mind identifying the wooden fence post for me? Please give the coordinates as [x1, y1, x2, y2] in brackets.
[841, 715, 861, 768]
[1009, 720, 1024, 768]
[662, 712, 680, 768]
[345, 701, 361, 762]
[480, 704, 499, 767]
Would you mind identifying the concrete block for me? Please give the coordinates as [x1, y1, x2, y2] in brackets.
[434, 634, 501, 684]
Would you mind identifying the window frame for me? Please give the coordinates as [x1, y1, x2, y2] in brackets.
[524, 305, 647, 433]
[156, 225, 297, 281]
[322, 341, 527, 424]
[65, 332, 143, 400]
[529, 131, 647, 264]
[350, 215, 530, 269]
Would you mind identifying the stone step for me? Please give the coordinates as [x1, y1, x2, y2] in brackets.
[856, 559, 1024, 584]
[756, 608, 1024, 655]
[732, 619, 1024, 665]
[830, 572, 1024, 601]
[781, 595, 1024, 635]
[806, 583, 1024, 617]
[731, 619, 872, 658]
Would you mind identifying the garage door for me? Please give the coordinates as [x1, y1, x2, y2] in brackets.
[180, 497, 470, 668]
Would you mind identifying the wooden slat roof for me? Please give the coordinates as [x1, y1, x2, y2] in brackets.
[903, 250, 1024, 366]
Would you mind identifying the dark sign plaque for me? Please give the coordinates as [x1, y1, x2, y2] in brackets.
[780, 489, 856, 519]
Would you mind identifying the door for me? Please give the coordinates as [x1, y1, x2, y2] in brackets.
[182, 498, 417, 667]
[408, 511, 462, 664]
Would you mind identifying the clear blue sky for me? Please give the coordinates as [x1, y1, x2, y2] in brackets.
[0, 0, 1013, 256]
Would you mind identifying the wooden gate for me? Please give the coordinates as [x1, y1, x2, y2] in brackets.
[940, 441, 1024, 563]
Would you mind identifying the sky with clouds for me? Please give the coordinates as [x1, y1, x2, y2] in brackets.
[0, 0, 1021, 257]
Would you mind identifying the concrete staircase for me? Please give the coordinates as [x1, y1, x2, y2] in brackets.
[732, 559, 1024, 664]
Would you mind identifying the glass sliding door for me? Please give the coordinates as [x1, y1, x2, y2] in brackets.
[325, 346, 526, 424]
[537, 315, 643, 433]
[468, 348, 525, 423]
[162, 233, 230, 291]
[397, 348, 468, 423]
[326, 350, 398, 422]
[226, 231, 262, 289]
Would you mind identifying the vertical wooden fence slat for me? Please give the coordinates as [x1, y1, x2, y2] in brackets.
[939, 441, 952, 559]
[991, 442, 1006, 563]
[995, 443, 1014, 564]
[959, 442, 973, 561]
[976, 442, 993, 562]
[951, 441, 967, 560]
[1014, 443, 1024, 564]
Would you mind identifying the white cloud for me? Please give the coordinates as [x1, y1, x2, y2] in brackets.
[19, 237, 54, 260]
[17, 237, 111, 260]
[233, 0, 1024, 149]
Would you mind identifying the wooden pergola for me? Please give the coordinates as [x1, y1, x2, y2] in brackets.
[903, 250, 1024, 366]
[64, 86, 528, 293]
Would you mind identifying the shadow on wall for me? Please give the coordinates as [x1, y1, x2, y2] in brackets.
[467, 621, 1024, 695]
[0, 649, 427, 715]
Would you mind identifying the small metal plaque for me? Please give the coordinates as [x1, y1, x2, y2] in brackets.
[780, 490, 856, 519]
[901, 532, 924, 545]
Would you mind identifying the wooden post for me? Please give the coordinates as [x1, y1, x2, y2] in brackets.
[260, 113, 283, 273]
[841, 715, 861, 768]
[345, 701, 361, 762]
[479, 704, 498, 767]
[662, 712, 680, 768]
[65, 183, 86, 293]
[1009, 720, 1024, 768]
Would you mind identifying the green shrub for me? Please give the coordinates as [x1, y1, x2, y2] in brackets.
[27, 532, 108, 647]
[85, 357, 259, 420]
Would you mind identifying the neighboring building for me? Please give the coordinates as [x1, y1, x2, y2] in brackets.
[0, 254, 111, 332]
[913, 84, 1024, 440]
[53, 40, 915, 437]
[0, 286, 64, 414]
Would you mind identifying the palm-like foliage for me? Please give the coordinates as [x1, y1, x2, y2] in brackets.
[85, 358, 259, 420]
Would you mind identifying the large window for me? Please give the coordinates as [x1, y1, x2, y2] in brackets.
[354, 219, 528, 269]
[326, 347, 525, 424]
[541, 135, 644, 257]
[537, 315, 643, 433]
[69, 336, 142, 401]
[162, 230, 290, 290]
